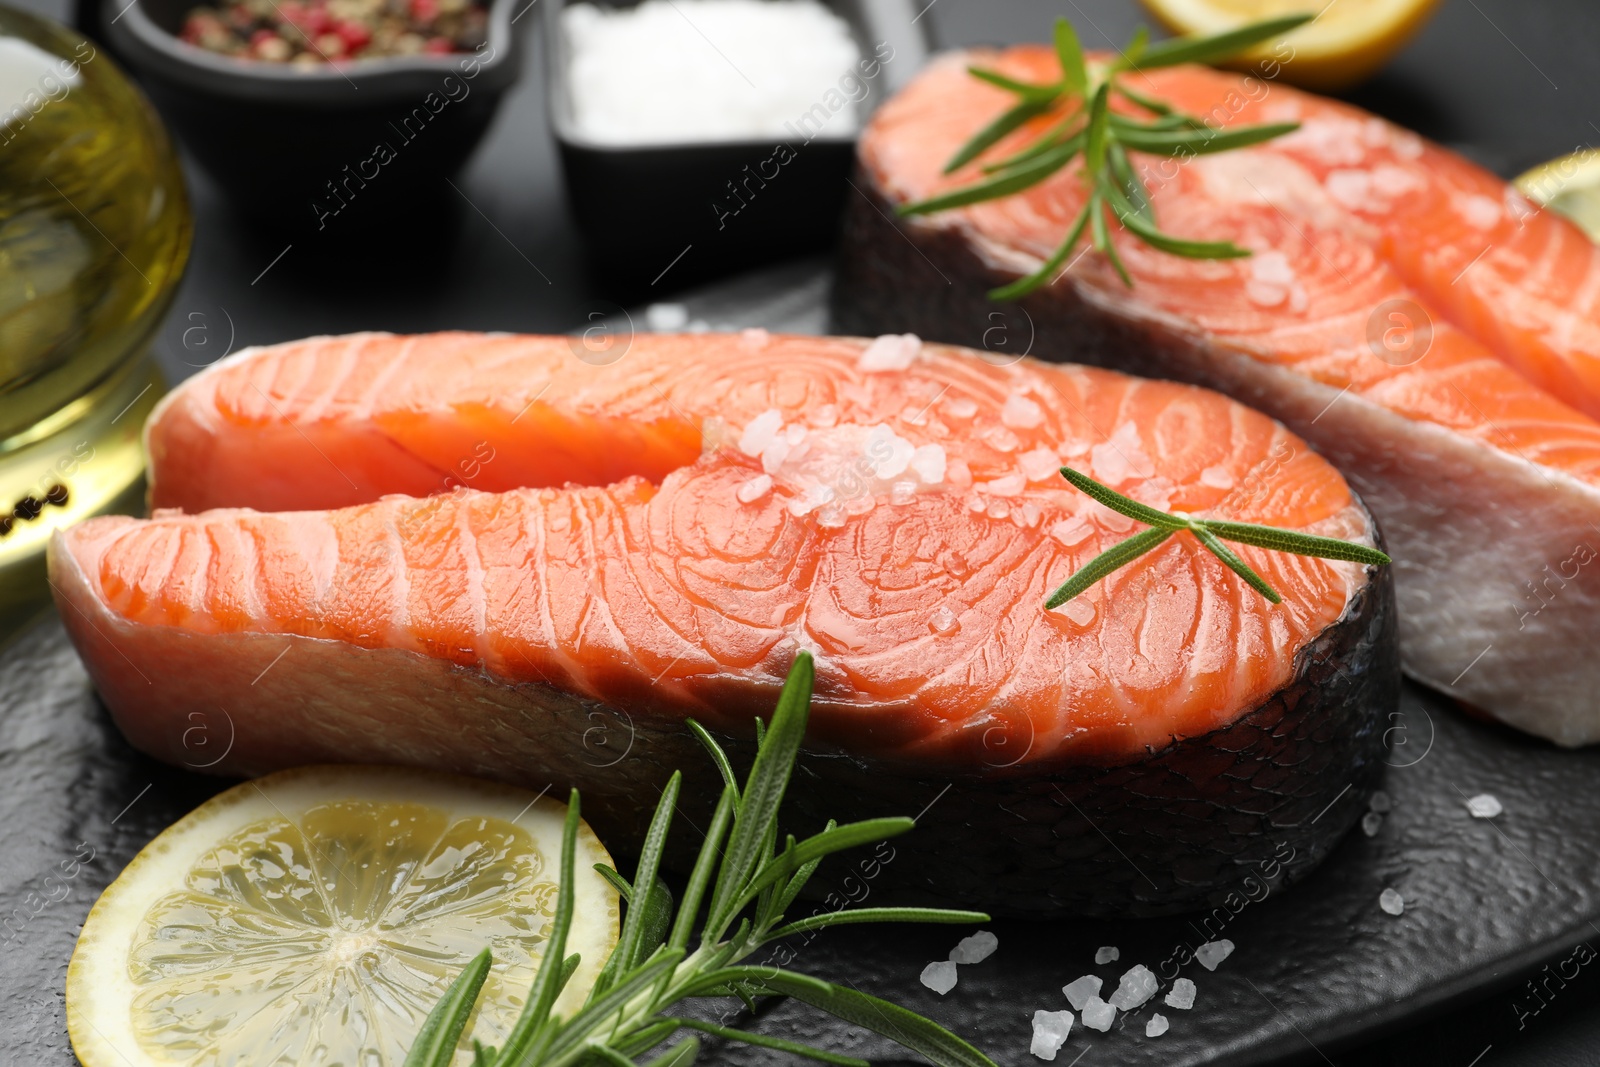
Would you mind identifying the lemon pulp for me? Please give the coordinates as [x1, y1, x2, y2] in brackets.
[68, 767, 619, 1067]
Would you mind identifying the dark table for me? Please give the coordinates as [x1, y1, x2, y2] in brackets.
[13, 0, 1600, 1062]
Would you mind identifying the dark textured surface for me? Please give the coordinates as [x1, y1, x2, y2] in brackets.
[3, 611, 1598, 1067]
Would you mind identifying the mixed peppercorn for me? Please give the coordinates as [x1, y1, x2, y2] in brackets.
[178, 0, 488, 64]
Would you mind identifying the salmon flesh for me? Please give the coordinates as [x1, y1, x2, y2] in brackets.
[50, 332, 1397, 915]
[835, 50, 1600, 746]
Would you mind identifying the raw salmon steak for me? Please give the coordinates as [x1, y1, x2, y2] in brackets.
[835, 50, 1600, 746]
[52, 332, 1397, 916]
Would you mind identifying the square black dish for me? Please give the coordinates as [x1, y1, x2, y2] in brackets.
[542, 0, 930, 289]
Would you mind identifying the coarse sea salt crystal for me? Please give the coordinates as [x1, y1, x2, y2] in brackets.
[761, 436, 791, 474]
[816, 503, 846, 529]
[1466, 793, 1503, 818]
[1165, 977, 1196, 1010]
[944, 396, 979, 420]
[1063, 975, 1102, 1010]
[1325, 168, 1374, 210]
[740, 327, 770, 349]
[929, 607, 960, 636]
[1147, 1013, 1170, 1038]
[949, 930, 998, 964]
[1369, 790, 1392, 813]
[1080, 996, 1116, 1032]
[1457, 193, 1502, 230]
[1362, 811, 1384, 837]
[864, 424, 915, 479]
[987, 500, 1011, 520]
[645, 302, 689, 330]
[737, 474, 772, 503]
[739, 409, 783, 457]
[984, 424, 1021, 453]
[1200, 465, 1235, 490]
[1018, 502, 1042, 528]
[1030, 1010, 1074, 1061]
[920, 960, 958, 994]
[947, 458, 973, 487]
[1195, 940, 1233, 971]
[1002, 393, 1045, 429]
[981, 473, 1026, 497]
[1020, 447, 1060, 482]
[1109, 965, 1158, 1010]
[1061, 599, 1095, 626]
[1095, 946, 1120, 965]
[890, 481, 917, 505]
[1050, 520, 1093, 547]
[860, 333, 921, 372]
[1379, 888, 1405, 916]
[811, 404, 839, 428]
[910, 444, 947, 485]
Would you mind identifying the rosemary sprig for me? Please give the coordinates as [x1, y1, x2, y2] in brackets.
[898, 14, 1313, 299]
[1045, 466, 1390, 609]
[402, 652, 995, 1067]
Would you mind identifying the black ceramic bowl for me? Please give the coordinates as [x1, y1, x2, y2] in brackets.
[543, 0, 929, 289]
[103, 0, 523, 229]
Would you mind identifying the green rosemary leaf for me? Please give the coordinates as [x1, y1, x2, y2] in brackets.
[1113, 120, 1302, 157]
[686, 720, 740, 806]
[495, 792, 582, 1066]
[1058, 466, 1186, 529]
[681, 965, 835, 1000]
[1134, 13, 1313, 70]
[940, 95, 1056, 175]
[1114, 24, 1150, 71]
[1108, 144, 1153, 223]
[772, 820, 833, 916]
[644, 1037, 699, 1067]
[604, 773, 681, 989]
[1108, 111, 1204, 133]
[1107, 186, 1251, 258]
[672, 1019, 871, 1067]
[556, 953, 582, 998]
[751, 972, 999, 1067]
[736, 818, 916, 911]
[1044, 526, 1174, 609]
[590, 1044, 640, 1067]
[1091, 196, 1133, 286]
[980, 123, 1083, 174]
[1052, 16, 1087, 95]
[595, 864, 634, 902]
[471, 1040, 496, 1067]
[967, 65, 1058, 98]
[1083, 83, 1112, 175]
[987, 195, 1095, 301]
[670, 785, 737, 951]
[1202, 520, 1393, 566]
[1191, 524, 1282, 603]
[708, 652, 814, 937]
[401, 947, 491, 1067]
[615, 1020, 684, 1058]
[1114, 81, 1173, 116]
[766, 908, 990, 942]
[540, 950, 686, 1060]
[901, 136, 1083, 216]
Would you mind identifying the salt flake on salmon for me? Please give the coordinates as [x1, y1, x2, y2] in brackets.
[54, 332, 1396, 916]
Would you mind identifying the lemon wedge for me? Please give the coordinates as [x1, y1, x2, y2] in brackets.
[1137, 0, 1444, 91]
[1516, 150, 1600, 242]
[67, 766, 619, 1067]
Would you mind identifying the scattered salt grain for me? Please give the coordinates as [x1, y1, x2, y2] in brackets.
[1080, 996, 1116, 1032]
[947, 459, 973, 487]
[1109, 964, 1158, 1010]
[1368, 790, 1392, 814]
[910, 444, 947, 485]
[740, 327, 770, 349]
[1049, 520, 1093, 547]
[983, 424, 1021, 453]
[1379, 888, 1405, 916]
[864, 424, 915, 479]
[736, 474, 773, 503]
[1030, 1009, 1074, 1061]
[986, 500, 1011, 521]
[1361, 811, 1384, 837]
[1001, 393, 1045, 429]
[860, 333, 922, 372]
[949, 930, 998, 964]
[890, 481, 917, 505]
[1146, 1013, 1170, 1038]
[1466, 793, 1502, 819]
[1062, 975, 1102, 1010]
[1061, 599, 1095, 626]
[929, 608, 960, 636]
[920, 960, 958, 995]
[645, 302, 689, 330]
[1199, 465, 1235, 490]
[1094, 946, 1120, 965]
[810, 404, 839, 428]
[1164, 977, 1196, 1010]
[1194, 939, 1233, 971]
[1020, 447, 1061, 482]
[739, 409, 783, 457]
[981, 473, 1026, 497]
[944, 396, 979, 420]
[815, 503, 846, 529]
[1456, 193, 1502, 231]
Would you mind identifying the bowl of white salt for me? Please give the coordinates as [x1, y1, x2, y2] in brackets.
[544, 0, 928, 287]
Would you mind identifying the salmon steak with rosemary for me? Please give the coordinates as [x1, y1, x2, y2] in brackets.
[834, 41, 1600, 747]
[49, 331, 1396, 916]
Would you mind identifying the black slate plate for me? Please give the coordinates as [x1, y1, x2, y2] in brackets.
[5, 595, 1598, 1067]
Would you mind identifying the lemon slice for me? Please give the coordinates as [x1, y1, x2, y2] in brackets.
[1516, 150, 1600, 242]
[1137, 0, 1444, 91]
[67, 766, 619, 1067]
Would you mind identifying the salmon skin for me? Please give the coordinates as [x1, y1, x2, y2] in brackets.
[835, 50, 1600, 747]
[52, 332, 1397, 916]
